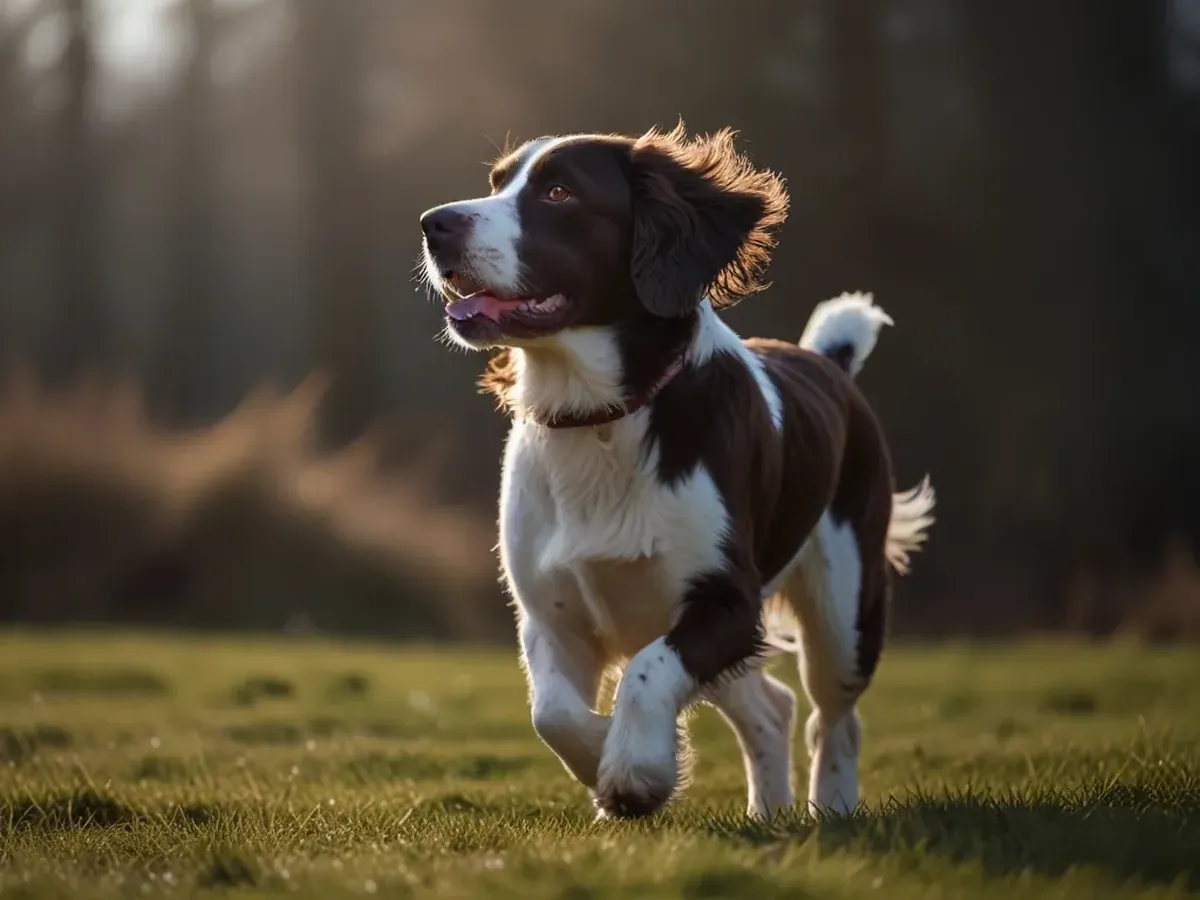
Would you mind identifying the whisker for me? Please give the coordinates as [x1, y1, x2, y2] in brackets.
[482, 132, 503, 162]
[513, 261, 534, 297]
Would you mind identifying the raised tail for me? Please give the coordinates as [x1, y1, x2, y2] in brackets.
[799, 291, 893, 377]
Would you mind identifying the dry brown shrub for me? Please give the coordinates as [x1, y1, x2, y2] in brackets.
[0, 370, 505, 641]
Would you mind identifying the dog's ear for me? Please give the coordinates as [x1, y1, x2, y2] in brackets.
[629, 123, 789, 318]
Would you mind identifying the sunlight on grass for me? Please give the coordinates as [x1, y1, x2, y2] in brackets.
[0, 631, 1196, 898]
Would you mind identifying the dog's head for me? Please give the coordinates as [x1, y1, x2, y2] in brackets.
[419, 123, 788, 351]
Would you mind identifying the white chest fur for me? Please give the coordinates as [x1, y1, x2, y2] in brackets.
[498, 414, 730, 660]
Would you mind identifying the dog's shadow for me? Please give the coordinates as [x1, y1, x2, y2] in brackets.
[705, 782, 1200, 889]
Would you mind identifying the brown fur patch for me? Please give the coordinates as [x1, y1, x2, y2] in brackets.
[631, 123, 789, 311]
[650, 338, 895, 688]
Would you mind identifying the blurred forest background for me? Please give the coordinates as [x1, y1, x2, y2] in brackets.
[1, 0, 1199, 643]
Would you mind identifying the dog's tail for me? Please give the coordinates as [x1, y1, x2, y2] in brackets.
[800, 291, 936, 575]
[762, 474, 937, 651]
[799, 291, 892, 378]
[885, 475, 936, 574]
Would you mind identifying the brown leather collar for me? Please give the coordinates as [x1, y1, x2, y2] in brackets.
[525, 352, 689, 430]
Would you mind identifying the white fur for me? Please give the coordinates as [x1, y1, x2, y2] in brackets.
[596, 637, 696, 811]
[799, 291, 894, 377]
[521, 613, 610, 789]
[709, 669, 797, 819]
[805, 707, 862, 817]
[500, 373, 731, 806]
[798, 515, 864, 709]
[499, 338, 729, 796]
[781, 513, 867, 815]
[887, 475, 937, 574]
[509, 415, 731, 596]
[500, 305, 749, 812]
[509, 327, 626, 424]
[424, 136, 565, 337]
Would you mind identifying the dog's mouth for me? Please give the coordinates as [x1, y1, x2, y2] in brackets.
[446, 291, 569, 322]
[441, 273, 576, 343]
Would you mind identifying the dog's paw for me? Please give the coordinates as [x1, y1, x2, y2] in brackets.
[592, 787, 672, 820]
[593, 781, 672, 819]
[593, 726, 678, 820]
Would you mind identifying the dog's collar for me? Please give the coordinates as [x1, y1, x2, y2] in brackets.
[523, 352, 688, 430]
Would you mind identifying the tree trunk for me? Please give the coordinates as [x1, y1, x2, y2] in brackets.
[294, 0, 383, 448]
[47, 0, 107, 384]
[151, 0, 220, 424]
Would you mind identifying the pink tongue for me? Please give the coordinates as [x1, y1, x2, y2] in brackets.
[446, 292, 522, 322]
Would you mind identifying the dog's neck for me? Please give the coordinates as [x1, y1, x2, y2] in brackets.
[508, 328, 629, 424]
[508, 308, 703, 429]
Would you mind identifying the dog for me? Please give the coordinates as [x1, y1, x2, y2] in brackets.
[418, 123, 935, 821]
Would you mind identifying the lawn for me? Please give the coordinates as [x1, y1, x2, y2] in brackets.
[0, 631, 1196, 899]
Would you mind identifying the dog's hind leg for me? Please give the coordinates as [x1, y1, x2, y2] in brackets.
[708, 667, 797, 819]
[777, 509, 887, 817]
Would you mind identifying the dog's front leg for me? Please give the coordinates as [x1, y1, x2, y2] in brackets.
[594, 560, 762, 819]
[520, 614, 611, 789]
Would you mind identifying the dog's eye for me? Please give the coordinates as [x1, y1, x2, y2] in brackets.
[545, 185, 572, 203]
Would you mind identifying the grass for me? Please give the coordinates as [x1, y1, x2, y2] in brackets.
[0, 631, 1197, 898]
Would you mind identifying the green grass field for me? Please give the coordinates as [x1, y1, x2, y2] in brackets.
[0, 631, 1197, 899]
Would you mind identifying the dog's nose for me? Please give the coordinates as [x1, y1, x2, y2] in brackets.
[420, 206, 471, 256]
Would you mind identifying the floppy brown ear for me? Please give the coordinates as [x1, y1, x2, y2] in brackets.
[629, 123, 789, 318]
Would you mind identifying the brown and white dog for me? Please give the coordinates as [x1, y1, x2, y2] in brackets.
[418, 124, 935, 821]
